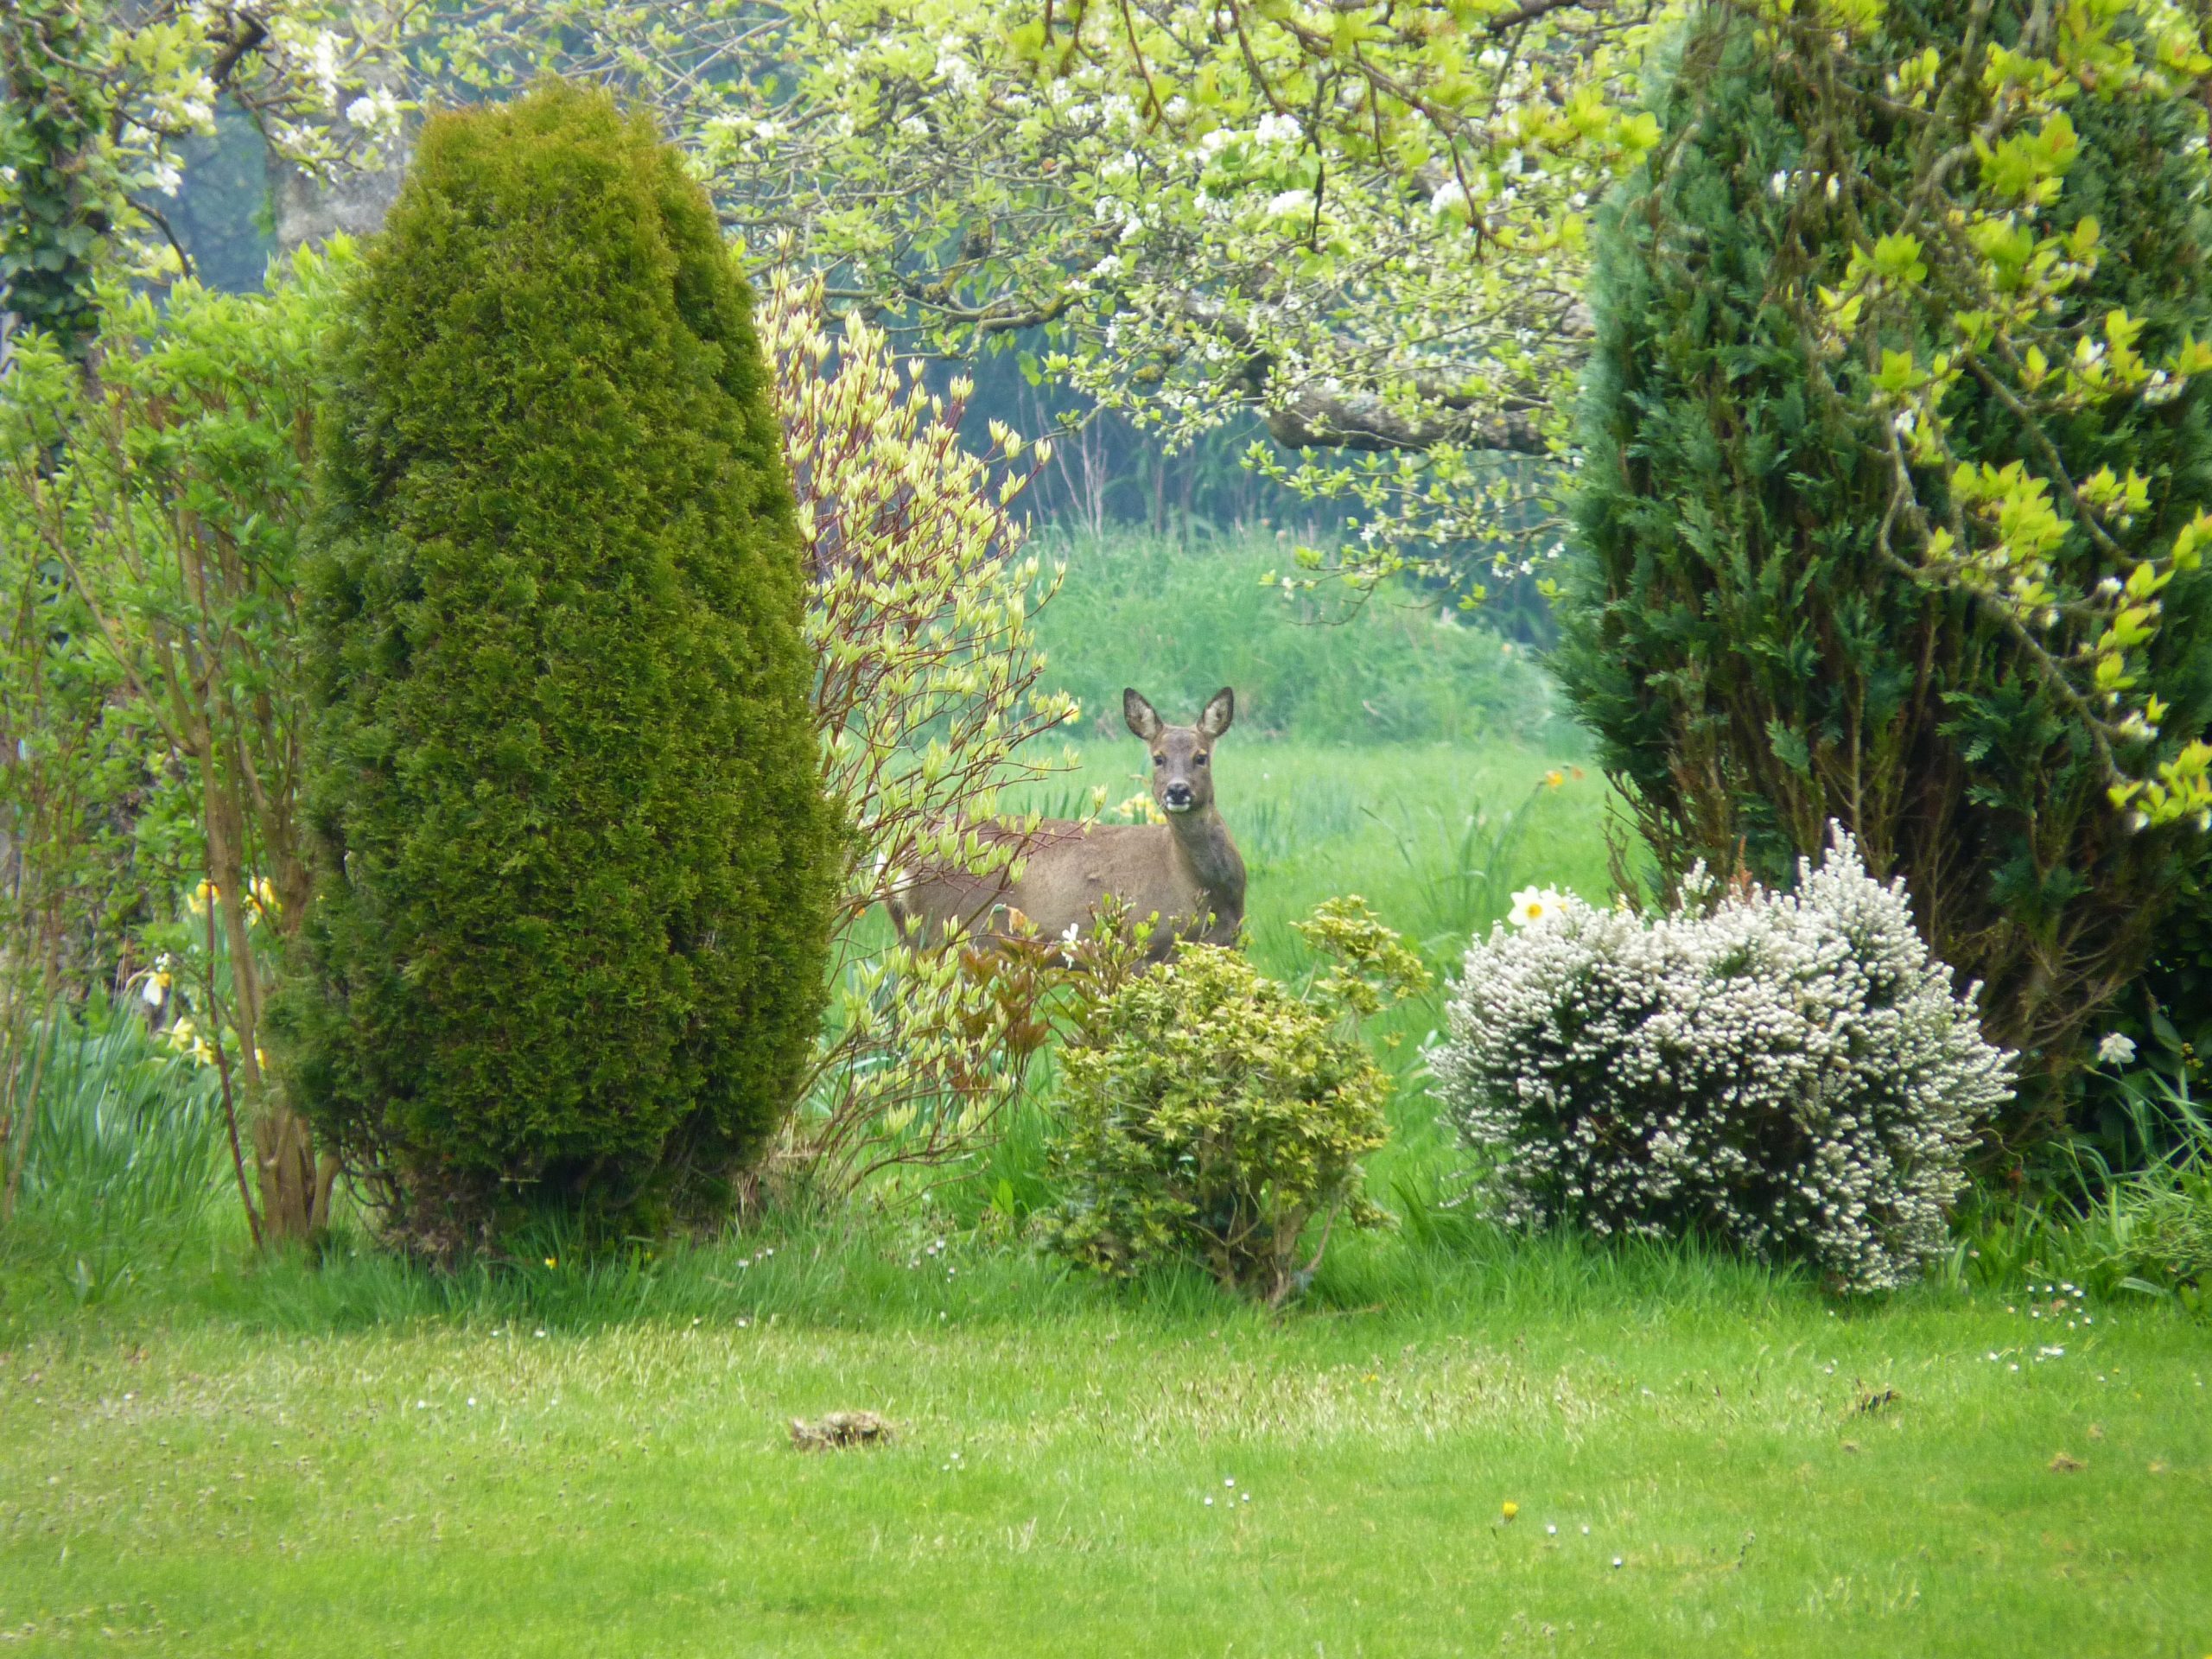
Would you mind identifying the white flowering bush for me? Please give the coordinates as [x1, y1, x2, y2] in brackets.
[1435, 830, 2014, 1293]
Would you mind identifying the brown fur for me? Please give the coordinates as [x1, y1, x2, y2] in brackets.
[887, 688, 1245, 961]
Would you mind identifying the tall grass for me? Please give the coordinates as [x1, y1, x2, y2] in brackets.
[1959, 1071, 2212, 1307]
[1031, 526, 1569, 747]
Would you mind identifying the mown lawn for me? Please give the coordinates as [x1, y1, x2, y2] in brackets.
[4, 730, 2205, 1656]
[2, 1229, 2206, 1657]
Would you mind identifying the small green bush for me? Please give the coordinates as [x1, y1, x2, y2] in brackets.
[283, 83, 839, 1250]
[1043, 899, 1425, 1305]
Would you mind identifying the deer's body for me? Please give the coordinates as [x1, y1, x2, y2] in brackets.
[887, 688, 1244, 962]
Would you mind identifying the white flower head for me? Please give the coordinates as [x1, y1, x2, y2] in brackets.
[2095, 1031, 2138, 1067]
[1507, 886, 1568, 928]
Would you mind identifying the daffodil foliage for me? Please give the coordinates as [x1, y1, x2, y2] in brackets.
[764, 267, 1081, 1194]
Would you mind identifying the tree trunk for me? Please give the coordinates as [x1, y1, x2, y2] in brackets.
[253, 1108, 336, 1241]
[204, 745, 332, 1242]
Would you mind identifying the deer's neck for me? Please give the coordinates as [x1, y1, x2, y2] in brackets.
[1167, 806, 1244, 906]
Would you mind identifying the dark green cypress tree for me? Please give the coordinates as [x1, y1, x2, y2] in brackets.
[1555, 4, 2212, 1144]
[283, 83, 839, 1245]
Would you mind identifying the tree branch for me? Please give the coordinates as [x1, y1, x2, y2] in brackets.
[207, 11, 270, 86]
[1483, 0, 1596, 35]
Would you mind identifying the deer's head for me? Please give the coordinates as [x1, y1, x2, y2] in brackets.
[1124, 687, 1234, 816]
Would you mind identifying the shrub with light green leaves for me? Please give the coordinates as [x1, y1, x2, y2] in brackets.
[1044, 899, 1425, 1305]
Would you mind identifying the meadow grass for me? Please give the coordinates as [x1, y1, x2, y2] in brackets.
[2, 538, 2207, 1655]
[1027, 527, 1572, 752]
[3, 1211, 2208, 1657]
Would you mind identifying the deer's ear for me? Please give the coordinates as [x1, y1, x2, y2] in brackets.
[1199, 686, 1235, 737]
[1124, 689, 1163, 741]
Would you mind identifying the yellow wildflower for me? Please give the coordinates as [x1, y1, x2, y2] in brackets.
[1115, 791, 1165, 824]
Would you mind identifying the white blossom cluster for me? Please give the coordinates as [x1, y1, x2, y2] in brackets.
[1434, 828, 2015, 1293]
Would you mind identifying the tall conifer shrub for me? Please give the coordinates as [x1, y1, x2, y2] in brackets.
[284, 84, 838, 1245]
[1556, 3, 2212, 1140]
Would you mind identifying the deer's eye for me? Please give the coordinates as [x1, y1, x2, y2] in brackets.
[1193, 753, 1209, 766]
[1153, 753, 1165, 766]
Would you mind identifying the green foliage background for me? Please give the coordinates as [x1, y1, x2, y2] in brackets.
[1032, 530, 1567, 747]
[282, 83, 838, 1245]
[0, 1, 109, 358]
[1555, 2, 2212, 1138]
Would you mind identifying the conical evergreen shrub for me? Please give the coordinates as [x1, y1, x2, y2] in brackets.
[283, 83, 839, 1247]
[1555, 3, 2212, 1142]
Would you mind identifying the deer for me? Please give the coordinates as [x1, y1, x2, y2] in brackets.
[887, 687, 1245, 962]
